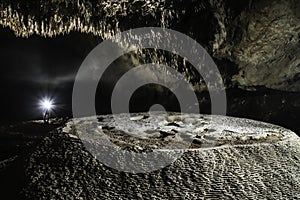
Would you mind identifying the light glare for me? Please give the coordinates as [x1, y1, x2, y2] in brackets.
[40, 98, 54, 111]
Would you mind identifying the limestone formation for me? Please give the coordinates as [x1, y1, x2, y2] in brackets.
[23, 113, 300, 199]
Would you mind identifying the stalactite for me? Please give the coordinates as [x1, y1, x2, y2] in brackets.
[0, 0, 214, 89]
[0, 0, 177, 39]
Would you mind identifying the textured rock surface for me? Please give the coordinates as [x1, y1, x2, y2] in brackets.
[214, 0, 300, 91]
[22, 113, 300, 199]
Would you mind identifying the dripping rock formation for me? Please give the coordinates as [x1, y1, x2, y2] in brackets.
[0, 0, 299, 91]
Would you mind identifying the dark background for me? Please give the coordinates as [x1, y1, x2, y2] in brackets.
[1, 26, 300, 136]
[0, 27, 99, 122]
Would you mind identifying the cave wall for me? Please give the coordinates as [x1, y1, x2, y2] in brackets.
[214, 0, 300, 91]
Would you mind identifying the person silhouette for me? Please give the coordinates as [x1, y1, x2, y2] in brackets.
[43, 110, 50, 124]
[40, 98, 53, 124]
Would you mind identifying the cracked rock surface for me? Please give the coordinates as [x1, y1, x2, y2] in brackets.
[22, 113, 300, 199]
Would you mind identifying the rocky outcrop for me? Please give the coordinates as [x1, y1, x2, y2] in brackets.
[22, 113, 300, 199]
[214, 0, 300, 92]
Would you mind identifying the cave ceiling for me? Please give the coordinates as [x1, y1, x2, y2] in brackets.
[0, 0, 299, 91]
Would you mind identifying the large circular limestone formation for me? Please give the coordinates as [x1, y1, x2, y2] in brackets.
[23, 113, 300, 199]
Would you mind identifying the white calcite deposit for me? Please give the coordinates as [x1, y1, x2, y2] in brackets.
[24, 112, 300, 199]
